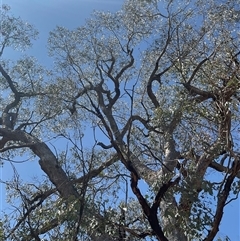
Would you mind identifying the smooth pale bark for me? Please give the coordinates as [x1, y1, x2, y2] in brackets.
[0, 128, 79, 198]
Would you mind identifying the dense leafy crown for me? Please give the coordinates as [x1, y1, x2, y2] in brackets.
[0, 1, 240, 240]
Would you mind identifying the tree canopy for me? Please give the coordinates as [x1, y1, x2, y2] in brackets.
[0, 1, 240, 240]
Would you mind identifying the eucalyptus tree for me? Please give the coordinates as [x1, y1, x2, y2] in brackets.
[1, 0, 240, 240]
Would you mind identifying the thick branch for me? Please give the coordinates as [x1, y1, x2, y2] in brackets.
[130, 170, 168, 241]
[209, 161, 240, 178]
[0, 64, 21, 112]
[183, 83, 215, 100]
[0, 128, 79, 198]
[204, 160, 240, 241]
[120, 115, 163, 139]
[151, 176, 180, 212]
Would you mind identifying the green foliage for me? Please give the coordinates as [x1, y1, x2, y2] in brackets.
[0, 1, 240, 241]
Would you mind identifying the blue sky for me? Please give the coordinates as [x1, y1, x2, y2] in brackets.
[0, 1, 239, 240]
[2, 0, 122, 64]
